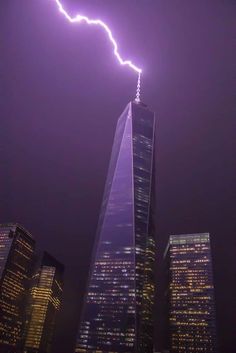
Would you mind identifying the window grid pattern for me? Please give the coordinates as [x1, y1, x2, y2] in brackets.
[76, 102, 155, 353]
[167, 233, 217, 353]
[0, 224, 35, 351]
[24, 253, 64, 353]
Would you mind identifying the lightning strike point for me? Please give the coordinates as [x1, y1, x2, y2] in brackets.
[53, 0, 142, 98]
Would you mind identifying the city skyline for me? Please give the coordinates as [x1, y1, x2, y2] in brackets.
[0, 224, 64, 353]
[1, 1, 235, 353]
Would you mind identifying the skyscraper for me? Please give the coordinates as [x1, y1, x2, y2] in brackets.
[76, 101, 156, 353]
[24, 252, 64, 353]
[0, 223, 35, 353]
[164, 233, 218, 353]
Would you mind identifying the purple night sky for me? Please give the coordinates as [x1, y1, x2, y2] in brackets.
[1, 1, 236, 352]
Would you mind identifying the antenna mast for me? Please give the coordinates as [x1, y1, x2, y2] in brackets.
[135, 72, 141, 102]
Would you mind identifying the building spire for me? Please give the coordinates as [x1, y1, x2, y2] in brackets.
[135, 72, 141, 102]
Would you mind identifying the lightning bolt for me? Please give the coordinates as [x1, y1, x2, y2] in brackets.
[54, 0, 142, 101]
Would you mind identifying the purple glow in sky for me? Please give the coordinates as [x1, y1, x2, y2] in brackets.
[54, 0, 142, 77]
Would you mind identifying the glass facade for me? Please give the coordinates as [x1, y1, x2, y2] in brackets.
[24, 252, 64, 353]
[0, 223, 35, 353]
[165, 233, 218, 353]
[76, 101, 156, 353]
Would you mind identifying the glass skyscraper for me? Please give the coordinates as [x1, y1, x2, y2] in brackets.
[76, 101, 156, 353]
[0, 223, 35, 353]
[164, 233, 218, 353]
[24, 252, 64, 353]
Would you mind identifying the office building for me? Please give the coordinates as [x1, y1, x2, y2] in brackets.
[0, 223, 35, 353]
[76, 101, 156, 353]
[164, 233, 217, 353]
[24, 252, 64, 353]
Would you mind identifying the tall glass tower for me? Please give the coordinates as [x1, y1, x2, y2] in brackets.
[76, 101, 156, 353]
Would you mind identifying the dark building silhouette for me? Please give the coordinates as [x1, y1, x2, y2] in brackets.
[0, 223, 35, 353]
[164, 233, 218, 353]
[76, 101, 156, 353]
[23, 252, 64, 353]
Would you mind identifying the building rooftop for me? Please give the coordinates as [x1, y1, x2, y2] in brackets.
[0, 223, 34, 240]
